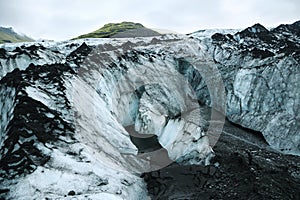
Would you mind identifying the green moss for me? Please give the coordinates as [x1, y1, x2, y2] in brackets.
[75, 22, 144, 39]
[0, 27, 33, 44]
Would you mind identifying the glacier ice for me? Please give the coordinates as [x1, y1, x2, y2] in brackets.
[1, 22, 300, 199]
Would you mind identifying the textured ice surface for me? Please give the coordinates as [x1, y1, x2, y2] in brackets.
[0, 86, 15, 159]
[1, 22, 300, 199]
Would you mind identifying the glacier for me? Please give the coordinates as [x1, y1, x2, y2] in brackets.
[0, 21, 299, 199]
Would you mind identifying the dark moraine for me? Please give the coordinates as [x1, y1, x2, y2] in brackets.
[142, 118, 300, 200]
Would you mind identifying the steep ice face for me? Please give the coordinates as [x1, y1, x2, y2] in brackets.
[198, 23, 300, 155]
[75, 37, 216, 169]
[132, 80, 210, 164]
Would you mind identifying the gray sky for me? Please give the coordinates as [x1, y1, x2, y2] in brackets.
[0, 0, 299, 41]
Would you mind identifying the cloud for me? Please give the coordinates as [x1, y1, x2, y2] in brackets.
[0, 0, 299, 40]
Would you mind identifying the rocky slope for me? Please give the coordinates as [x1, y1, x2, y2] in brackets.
[0, 21, 299, 199]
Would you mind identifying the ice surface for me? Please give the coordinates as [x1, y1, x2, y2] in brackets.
[0, 86, 15, 160]
[190, 29, 240, 39]
[1, 24, 299, 199]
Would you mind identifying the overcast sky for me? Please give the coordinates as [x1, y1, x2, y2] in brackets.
[0, 0, 299, 41]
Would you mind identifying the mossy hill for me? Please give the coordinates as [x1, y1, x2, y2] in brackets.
[75, 22, 160, 39]
[0, 27, 33, 44]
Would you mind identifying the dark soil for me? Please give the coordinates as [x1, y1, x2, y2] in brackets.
[142, 120, 300, 200]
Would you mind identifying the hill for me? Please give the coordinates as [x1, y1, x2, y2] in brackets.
[75, 22, 161, 39]
[0, 27, 33, 44]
